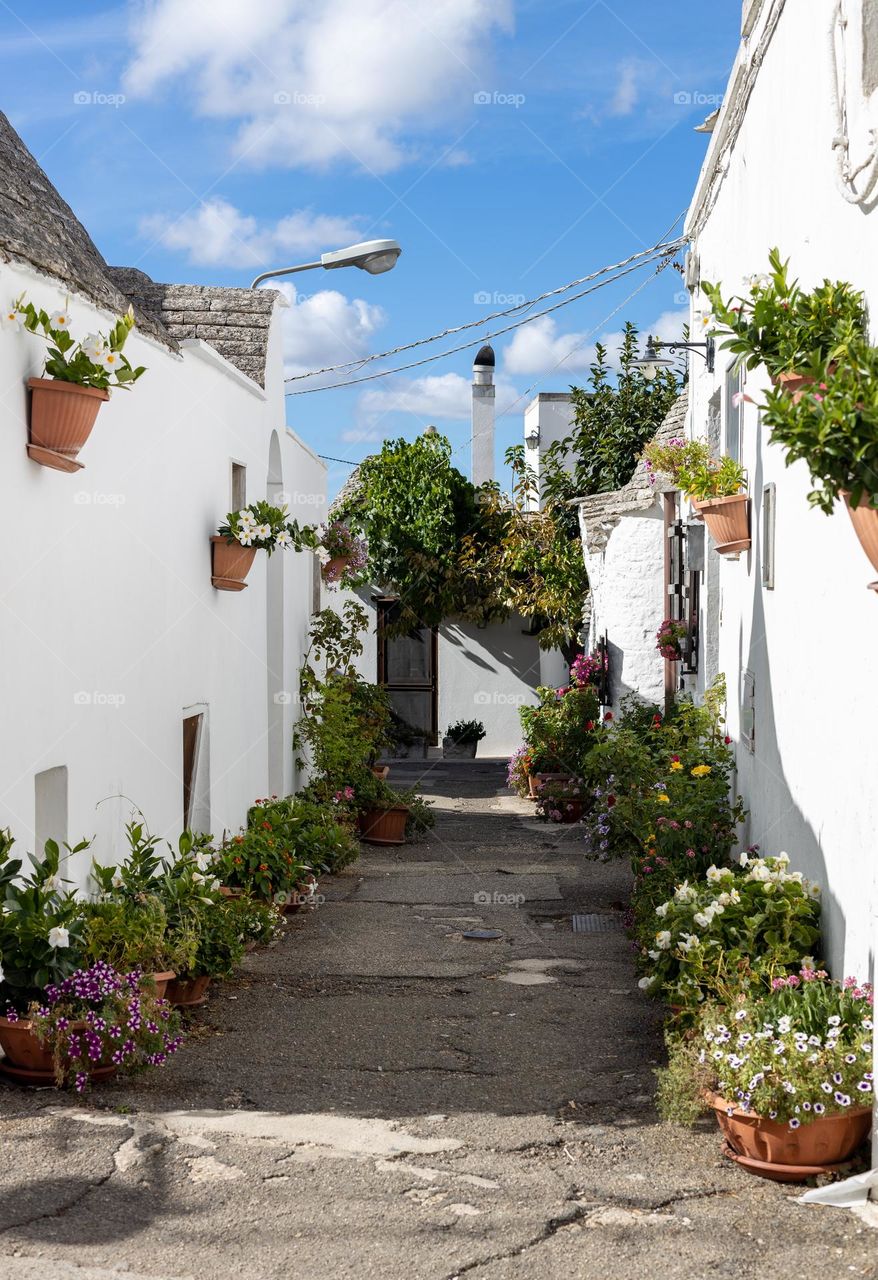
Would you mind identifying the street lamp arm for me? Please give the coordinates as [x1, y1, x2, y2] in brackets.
[250, 261, 323, 289]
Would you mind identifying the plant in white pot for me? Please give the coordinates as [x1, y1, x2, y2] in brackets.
[443, 719, 486, 759]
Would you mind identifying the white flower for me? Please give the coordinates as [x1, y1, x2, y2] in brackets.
[50, 309, 71, 330]
[674, 881, 694, 903]
[775, 851, 790, 865]
[739, 852, 749, 867]
[717, 892, 731, 907]
[47, 926, 69, 948]
[237, 528, 254, 546]
[238, 509, 257, 527]
[693, 911, 712, 930]
[0, 962, 4, 983]
[655, 930, 672, 950]
[1, 306, 22, 331]
[254, 523, 272, 541]
[747, 861, 771, 882]
[637, 975, 654, 990]
[275, 529, 292, 548]
[99, 349, 124, 372]
[654, 902, 669, 919]
[111, 873, 123, 889]
[81, 334, 104, 360]
[706, 865, 722, 883]
[777, 1016, 792, 1034]
[678, 932, 699, 953]
[647, 949, 660, 960]
[808, 883, 821, 898]
[729, 888, 741, 904]
[195, 851, 212, 871]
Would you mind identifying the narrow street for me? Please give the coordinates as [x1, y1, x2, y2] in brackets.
[0, 763, 873, 1280]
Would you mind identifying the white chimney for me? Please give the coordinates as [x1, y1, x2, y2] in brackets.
[471, 344, 495, 486]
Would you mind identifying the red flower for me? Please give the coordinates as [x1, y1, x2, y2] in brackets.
[606, 795, 616, 808]
[724, 735, 732, 745]
[671, 754, 680, 763]
[585, 720, 595, 731]
[603, 711, 614, 722]
[652, 714, 662, 726]
[262, 821, 272, 830]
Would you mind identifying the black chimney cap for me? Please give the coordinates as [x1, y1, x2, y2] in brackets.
[473, 344, 495, 367]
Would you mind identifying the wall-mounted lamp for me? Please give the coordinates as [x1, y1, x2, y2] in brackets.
[525, 428, 540, 449]
[633, 333, 715, 379]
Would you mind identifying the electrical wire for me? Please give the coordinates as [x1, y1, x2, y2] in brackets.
[284, 230, 686, 390]
[286, 244, 684, 396]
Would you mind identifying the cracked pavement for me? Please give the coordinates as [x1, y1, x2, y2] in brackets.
[0, 762, 874, 1279]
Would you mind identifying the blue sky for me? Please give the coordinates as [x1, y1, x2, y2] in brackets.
[1, 0, 739, 496]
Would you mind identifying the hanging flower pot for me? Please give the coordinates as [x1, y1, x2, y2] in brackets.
[212, 501, 314, 591]
[360, 804, 410, 845]
[691, 494, 751, 555]
[706, 1092, 870, 1183]
[12, 297, 146, 472]
[26, 378, 109, 472]
[318, 522, 367, 586]
[843, 492, 878, 590]
[210, 536, 257, 591]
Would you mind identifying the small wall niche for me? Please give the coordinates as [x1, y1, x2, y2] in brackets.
[35, 766, 68, 853]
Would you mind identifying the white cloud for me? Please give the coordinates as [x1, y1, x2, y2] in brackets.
[356, 370, 521, 427]
[609, 60, 639, 117]
[140, 198, 365, 269]
[276, 281, 386, 381]
[503, 308, 689, 378]
[503, 316, 597, 377]
[124, 0, 514, 172]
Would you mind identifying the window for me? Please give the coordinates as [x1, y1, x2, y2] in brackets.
[724, 363, 743, 463]
[762, 483, 776, 589]
[182, 708, 210, 832]
[230, 462, 246, 511]
[35, 766, 68, 854]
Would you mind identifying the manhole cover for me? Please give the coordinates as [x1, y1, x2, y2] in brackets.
[462, 929, 504, 941]
[572, 914, 620, 934]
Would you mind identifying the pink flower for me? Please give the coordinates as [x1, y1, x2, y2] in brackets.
[731, 390, 754, 408]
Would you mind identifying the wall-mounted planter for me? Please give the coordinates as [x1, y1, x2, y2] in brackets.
[772, 365, 835, 406]
[692, 494, 751, 555]
[26, 377, 108, 472]
[843, 491, 878, 591]
[322, 554, 352, 583]
[211, 536, 257, 591]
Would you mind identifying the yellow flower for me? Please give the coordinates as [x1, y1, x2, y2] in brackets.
[691, 764, 712, 778]
[657, 794, 670, 803]
[670, 761, 683, 771]
[646, 833, 656, 844]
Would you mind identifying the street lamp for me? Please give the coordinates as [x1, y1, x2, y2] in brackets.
[250, 239, 402, 289]
[633, 332, 715, 379]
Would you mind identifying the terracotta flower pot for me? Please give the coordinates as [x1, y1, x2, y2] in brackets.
[165, 975, 211, 1008]
[843, 491, 878, 589]
[26, 377, 109, 472]
[219, 886, 245, 899]
[706, 1092, 870, 1180]
[0, 1017, 116, 1086]
[692, 494, 751, 555]
[371, 765, 390, 781]
[772, 365, 836, 406]
[146, 970, 176, 1000]
[322, 555, 352, 583]
[211, 536, 257, 591]
[360, 804, 410, 845]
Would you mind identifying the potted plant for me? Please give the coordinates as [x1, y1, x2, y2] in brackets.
[81, 896, 191, 1000]
[663, 971, 874, 1181]
[355, 772, 410, 846]
[535, 776, 588, 824]
[1, 963, 182, 1089]
[655, 618, 689, 662]
[317, 521, 368, 586]
[645, 438, 750, 555]
[518, 683, 602, 784]
[212, 501, 316, 591]
[7, 296, 146, 472]
[701, 249, 867, 389]
[634, 853, 821, 1011]
[442, 719, 486, 759]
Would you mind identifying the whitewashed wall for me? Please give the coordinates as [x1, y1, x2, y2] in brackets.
[579, 504, 666, 710]
[684, 0, 878, 983]
[0, 260, 326, 886]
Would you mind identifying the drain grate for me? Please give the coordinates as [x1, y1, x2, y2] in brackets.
[572, 913, 620, 934]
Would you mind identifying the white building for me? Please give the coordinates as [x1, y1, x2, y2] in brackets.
[681, 0, 878, 992]
[0, 113, 326, 883]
